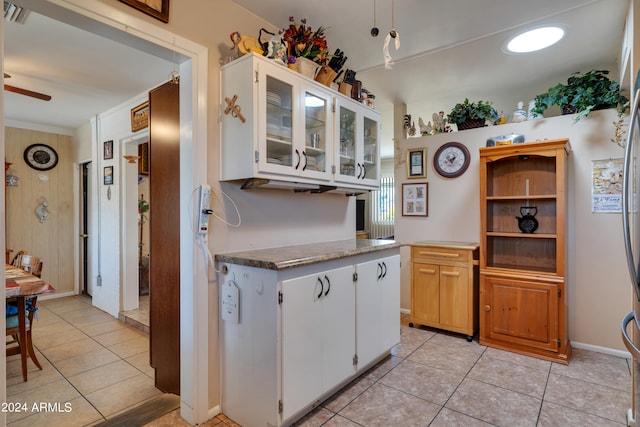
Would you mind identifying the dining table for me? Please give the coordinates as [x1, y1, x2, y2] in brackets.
[5, 264, 55, 381]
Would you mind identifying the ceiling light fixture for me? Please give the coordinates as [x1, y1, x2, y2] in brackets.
[505, 26, 565, 53]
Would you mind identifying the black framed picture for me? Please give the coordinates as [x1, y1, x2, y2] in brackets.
[407, 148, 427, 178]
[104, 166, 114, 185]
[103, 140, 113, 160]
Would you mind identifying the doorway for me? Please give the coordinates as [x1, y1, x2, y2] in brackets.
[79, 161, 92, 297]
[2, 1, 210, 423]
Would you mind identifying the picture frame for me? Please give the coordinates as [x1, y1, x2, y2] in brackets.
[119, 0, 169, 23]
[103, 140, 113, 160]
[104, 166, 114, 185]
[402, 182, 428, 217]
[407, 148, 427, 178]
[131, 101, 150, 132]
[138, 142, 149, 175]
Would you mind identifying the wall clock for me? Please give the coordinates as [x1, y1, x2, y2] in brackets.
[23, 144, 58, 171]
[433, 141, 470, 178]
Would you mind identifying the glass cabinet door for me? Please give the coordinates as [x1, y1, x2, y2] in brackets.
[303, 91, 328, 175]
[362, 115, 379, 182]
[264, 75, 295, 171]
[338, 106, 357, 179]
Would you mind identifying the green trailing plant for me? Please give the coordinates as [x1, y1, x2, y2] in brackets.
[447, 98, 498, 128]
[532, 69, 629, 122]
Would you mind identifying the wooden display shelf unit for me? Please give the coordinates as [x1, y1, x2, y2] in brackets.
[479, 139, 571, 364]
[409, 241, 479, 341]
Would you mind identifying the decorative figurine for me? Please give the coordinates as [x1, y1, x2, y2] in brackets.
[512, 101, 528, 123]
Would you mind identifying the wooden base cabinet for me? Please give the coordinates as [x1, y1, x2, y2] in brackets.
[409, 242, 479, 341]
[219, 250, 400, 427]
[479, 139, 571, 364]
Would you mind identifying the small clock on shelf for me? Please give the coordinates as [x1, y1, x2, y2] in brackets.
[433, 141, 470, 178]
[23, 144, 58, 171]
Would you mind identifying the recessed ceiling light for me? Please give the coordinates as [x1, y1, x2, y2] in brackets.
[506, 26, 565, 53]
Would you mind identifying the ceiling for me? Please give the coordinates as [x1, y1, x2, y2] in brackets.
[2, 0, 630, 156]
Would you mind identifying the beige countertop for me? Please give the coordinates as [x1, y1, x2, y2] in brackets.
[215, 239, 401, 270]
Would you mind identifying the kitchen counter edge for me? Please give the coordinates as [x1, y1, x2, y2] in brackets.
[215, 239, 401, 271]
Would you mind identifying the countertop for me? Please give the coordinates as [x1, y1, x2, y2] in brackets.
[215, 239, 401, 271]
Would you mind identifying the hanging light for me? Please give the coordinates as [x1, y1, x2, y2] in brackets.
[123, 155, 140, 163]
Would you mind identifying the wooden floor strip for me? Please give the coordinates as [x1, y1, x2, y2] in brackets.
[96, 393, 181, 426]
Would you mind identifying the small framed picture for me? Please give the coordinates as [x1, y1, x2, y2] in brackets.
[138, 142, 149, 175]
[407, 148, 427, 178]
[103, 140, 113, 160]
[402, 182, 428, 216]
[118, 0, 169, 23]
[131, 101, 150, 132]
[104, 166, 114, 185]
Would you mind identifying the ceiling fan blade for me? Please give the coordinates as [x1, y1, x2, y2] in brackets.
[4, 84, 52, 101]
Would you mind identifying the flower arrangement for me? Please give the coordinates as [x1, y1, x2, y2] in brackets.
[280, 17, 328, 65]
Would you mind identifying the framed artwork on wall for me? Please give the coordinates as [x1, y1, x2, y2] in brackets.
[402, 182, 428, 217]
[139, 142, 149, 175]
[119, 0, 169, 23]
[407, 148, 427, 178]
[131, 101, 150, 132]
[104, 166, 114, 185]
[103, 140, 113, 160]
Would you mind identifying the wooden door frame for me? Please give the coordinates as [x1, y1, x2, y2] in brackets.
[14, 0, 210, 423]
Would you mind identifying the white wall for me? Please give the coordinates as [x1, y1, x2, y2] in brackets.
[395, 108, 630, 352]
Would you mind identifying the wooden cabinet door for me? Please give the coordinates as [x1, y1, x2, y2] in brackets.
[149, 80, 180, 394]
[411, 262, 440, 324]
[482, 275, 559, 352]
[280, 265, 355, 421]
[356, 255, 400, 368]
[439, 265, 469, 330]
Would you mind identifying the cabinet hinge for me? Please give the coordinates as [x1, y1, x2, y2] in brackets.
[278, 291, 283, 304]
[353, 272, 358, 282]
[331, 165, 336, 174]
[557, 339, 561, 348]
[331, 99, 336, 113]
[254, 150, 259, 163]
[353, 354, 358, 366]
[557, 289, 561, 297]
[255, 69, 259, 83]
[278, 400, 283, 414]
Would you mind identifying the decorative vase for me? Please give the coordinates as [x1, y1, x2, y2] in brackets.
[457, 118, 485, 130]
[296, 56, 320, 79]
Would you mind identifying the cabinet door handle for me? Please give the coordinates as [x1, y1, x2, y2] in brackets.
[382, 262, 387, 278]
[442, 271, 460, 277]
[324, 275, 331, 296]
[361, 163, 367, 179]
[295, 149, 301, 170]
[302, 151, 308, 171]
[419, 268, 436, 274]
[316, 277, 324, 299]
[356, 163, 362, 179]
[377, 262, 382, 280]
[419, 251, 460, 258]
[484, 305, 491, 312]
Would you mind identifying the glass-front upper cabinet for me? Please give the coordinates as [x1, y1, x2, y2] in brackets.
[334, 97, 380, 187]
[257, 59, 332, 181]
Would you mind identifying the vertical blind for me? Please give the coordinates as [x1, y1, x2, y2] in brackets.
[370, 175, 395, 239]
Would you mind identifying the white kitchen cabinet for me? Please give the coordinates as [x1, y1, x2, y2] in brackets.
[218, 244, 399, 427]
[220, 53, 380, 191]
[281, 266, 355, 421]
[334, 97, 380, 187]
[356, 255, 400, 368]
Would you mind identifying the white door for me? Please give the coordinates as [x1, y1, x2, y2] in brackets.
[356, 255, 400, 368]
[280, 265, 355, 421]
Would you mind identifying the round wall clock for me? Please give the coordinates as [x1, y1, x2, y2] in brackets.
[433, 141, 470, 178]
[23, 144, 58, 171]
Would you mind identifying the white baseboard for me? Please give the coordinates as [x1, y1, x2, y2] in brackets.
[38, 291, 76, 301]
[571, 341, 631, 359]
[400, 308, 410, 315]
[208, 405, 221, 419]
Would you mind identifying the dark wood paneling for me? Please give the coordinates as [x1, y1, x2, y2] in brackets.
[149, 80, 180, 394]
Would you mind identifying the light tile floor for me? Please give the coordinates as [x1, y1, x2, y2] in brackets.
[5, 296, 159, 426]
[6, 298, 633, 426]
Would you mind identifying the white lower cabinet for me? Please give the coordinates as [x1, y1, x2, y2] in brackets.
[219, 250, 399, 427]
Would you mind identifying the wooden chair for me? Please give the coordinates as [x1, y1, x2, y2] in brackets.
[6, 296, 42, 381]
[10, 250, 27, 267]
[20, 255, 43, 278]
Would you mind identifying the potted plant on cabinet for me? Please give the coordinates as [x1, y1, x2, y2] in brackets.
[447, 98, 498, 130]
[531, 69, 628, 122]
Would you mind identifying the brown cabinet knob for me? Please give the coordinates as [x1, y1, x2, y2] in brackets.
[484, 305, 491, 312]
